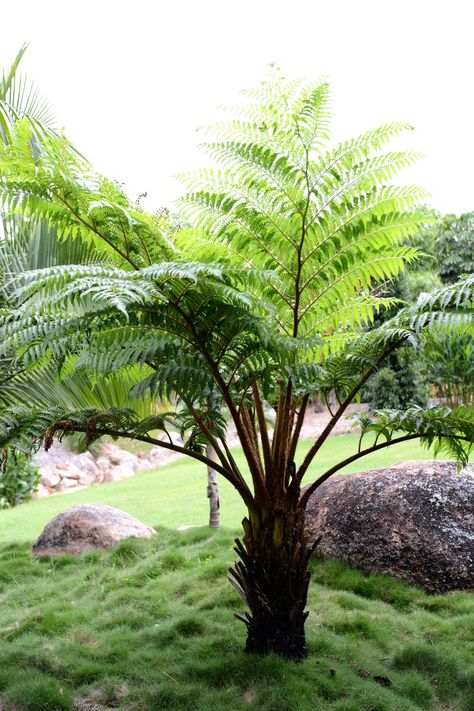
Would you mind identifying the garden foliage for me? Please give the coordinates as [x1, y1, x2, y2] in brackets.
[0, 69, 472, 658]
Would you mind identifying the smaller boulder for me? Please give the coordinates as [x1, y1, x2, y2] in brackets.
[40, 469, 61, 488]
[33, 504, 156, 557]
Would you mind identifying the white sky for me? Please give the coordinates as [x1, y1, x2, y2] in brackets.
[2, 0, 473, 215]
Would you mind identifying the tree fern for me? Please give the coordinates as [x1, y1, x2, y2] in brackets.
[0, 70, 472, 661]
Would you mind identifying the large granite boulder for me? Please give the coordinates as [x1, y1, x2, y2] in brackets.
[32, 504, 155, 557]
[304, 461, 474, 593]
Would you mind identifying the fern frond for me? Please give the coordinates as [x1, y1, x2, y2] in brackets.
[0, 121, 175, 268]
[353, 405, 474, 466]
[179, 75, 428, 339]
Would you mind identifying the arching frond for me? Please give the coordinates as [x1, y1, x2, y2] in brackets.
[0, 121, 175, 268]
[353, 405, 474, 466]
[178, 74, 429, 340]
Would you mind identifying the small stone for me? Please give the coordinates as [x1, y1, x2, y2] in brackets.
[31, 484, 51, 499]
[106, 465, 136, 482]
[40, 470, 61, 488]
[76, 452, 99, 475]
[95, 457, 110, 471]
[78, 471, 100, 487]
[61, 467, 81, 481]
[58, 477, 78, 490]
[136, 459, 155, 472]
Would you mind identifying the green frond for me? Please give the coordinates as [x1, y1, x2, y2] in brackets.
[0, 360, 161, 420]
[0, 121, 175, 268]
[179, 75, 428, 339]
[392, 274, 474, 334]
[353, 405, 474, 466]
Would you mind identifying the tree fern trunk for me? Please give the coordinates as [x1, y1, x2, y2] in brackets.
[206, 444, 220, 529]
[229, 497, 313, 660]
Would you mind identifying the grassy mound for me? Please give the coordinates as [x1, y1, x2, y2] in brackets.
[0, 528, 472, 710]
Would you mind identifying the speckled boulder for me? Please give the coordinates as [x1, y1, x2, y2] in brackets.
[304, 461, 474, 593]
[33, 504, 155, 557]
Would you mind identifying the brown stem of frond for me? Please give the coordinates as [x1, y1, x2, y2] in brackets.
[241, 403, 268, 504]
[296, 341, 401, 484]
[287, 394, 309, 466]
[45, 421, 256, 510]
[251, 381, 273, 477]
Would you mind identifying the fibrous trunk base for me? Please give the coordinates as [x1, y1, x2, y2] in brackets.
[229, 504, 315, 661]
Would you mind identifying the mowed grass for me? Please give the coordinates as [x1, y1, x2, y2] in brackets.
[0, 431, 461, 543]
[0, 433, 472, 710]
[0, 530, 472, 710]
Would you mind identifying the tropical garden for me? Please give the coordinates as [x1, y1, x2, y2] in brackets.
[0, 48, 472, 710]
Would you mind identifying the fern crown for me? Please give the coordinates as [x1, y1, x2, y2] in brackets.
[0, 70, 472, 471]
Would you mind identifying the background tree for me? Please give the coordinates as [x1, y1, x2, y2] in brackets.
[0, 74, 472, 660]
[436, 212, 474, 284]
[418, 212, 474, 404]
[423, 330, 474, 406]
[363, 207, 474, 409]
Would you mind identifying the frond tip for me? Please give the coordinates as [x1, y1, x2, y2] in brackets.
[353, 405, 474, 466]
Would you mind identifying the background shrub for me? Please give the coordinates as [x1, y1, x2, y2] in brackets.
[0, 451, 40, 508]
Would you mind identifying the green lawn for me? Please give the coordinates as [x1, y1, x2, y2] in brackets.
[0, 530, 472, 710]
[0, 432, 459, 543]
[0, 433, 472, 710]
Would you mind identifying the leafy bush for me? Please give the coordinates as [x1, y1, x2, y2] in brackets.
[363, 349, 428, 411]
[0, 451, 40, 508]
[363, 368, 401, 409]
[423, 331, 474, 406]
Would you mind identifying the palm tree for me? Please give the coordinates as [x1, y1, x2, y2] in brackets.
[0, 44, 55, 145]
[0, 73, 472, 659]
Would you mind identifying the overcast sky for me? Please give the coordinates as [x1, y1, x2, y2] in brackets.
[2, 0, 473, 215]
